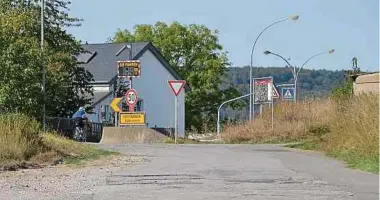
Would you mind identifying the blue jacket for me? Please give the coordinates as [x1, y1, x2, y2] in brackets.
[72, 109, 86, 118]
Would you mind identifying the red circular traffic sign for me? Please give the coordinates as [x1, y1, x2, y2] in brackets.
[125, 89, 138, 106]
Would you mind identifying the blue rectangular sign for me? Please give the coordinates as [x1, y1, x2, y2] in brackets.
[281, 88, 295, 100]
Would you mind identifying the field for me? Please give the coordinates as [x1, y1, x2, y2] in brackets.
[221, 94, 379, 173]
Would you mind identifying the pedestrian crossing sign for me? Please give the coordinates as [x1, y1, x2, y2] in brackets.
[281, 88, 295, 100]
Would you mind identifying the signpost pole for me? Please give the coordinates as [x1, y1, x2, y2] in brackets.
[271, 80, 274, 131]
[174, 95, 178, 144]
[252, 83, 255, 121]
[115, 112, 118, 127]
[271, 100, 274, 131]
[168, 80, 186, 144]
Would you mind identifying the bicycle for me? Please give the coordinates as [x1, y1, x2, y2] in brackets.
[73, 121, 87, 142]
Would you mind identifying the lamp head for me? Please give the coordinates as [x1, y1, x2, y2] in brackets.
[264, 50, 272, 55]
[289, 15, 299, 21]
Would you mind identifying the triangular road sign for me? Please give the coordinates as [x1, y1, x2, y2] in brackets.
[168, 80, 186, 96]
[272, 84, 279, 98]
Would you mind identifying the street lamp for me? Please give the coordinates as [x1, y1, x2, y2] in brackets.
[249, 14, 299, 121]
[264, 49, 335, 101]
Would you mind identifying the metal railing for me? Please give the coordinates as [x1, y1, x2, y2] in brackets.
[46, 117, 106, 142]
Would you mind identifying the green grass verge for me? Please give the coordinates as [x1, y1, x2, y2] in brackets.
[285, 140, 379, 174]
[64, 147, 119, 165]
[42, 133, 119, 166]
[284, 140, 322, 150]
[163, 137, 226, 144]
[223, 138, 303, 145]
[164, 138, 202, 144]
[327, 150, 379, 174]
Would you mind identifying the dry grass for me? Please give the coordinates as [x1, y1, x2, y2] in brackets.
[222, 94, 379, 172]
[0, 113, 115, 167]
[0, 114, 42, 164]
[322, 94, 379, 172]
[222, 99, 332, 143]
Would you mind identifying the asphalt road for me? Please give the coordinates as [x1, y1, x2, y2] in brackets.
[93, 144, 379, 200]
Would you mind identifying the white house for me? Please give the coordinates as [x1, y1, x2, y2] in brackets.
[76, 42, 187, 137]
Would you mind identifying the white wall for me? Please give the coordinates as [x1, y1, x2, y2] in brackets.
[90, 94, 113, 123]
[89, 49, 186, 138]
[133, 50, 185, 138]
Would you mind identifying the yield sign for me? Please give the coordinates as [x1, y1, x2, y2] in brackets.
[110, 98, 121, 112]
[168, 80, 186, 96]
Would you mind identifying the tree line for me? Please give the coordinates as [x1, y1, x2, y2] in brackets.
[225, 66, 345, 99]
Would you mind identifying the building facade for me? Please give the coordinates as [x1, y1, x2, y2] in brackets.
[353, 72, 379, 95]
[77, 42, 186, 137]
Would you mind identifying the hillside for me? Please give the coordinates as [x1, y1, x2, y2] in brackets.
[224, 66, 345, 99]
[220, 66, 346, 122]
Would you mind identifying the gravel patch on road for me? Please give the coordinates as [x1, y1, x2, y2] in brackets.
[0, 155, 145, 200]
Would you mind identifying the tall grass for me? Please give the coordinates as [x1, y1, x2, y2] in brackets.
[0, 113, 115, 167]
[222, 94, 379, 172]
[222, 99, 332, 143]
[0, 113, 42, 164]
[323, 94, 379, 172]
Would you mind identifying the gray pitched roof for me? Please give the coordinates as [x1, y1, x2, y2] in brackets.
[77, 42, 187, 87]
[78, 42, 150, 82]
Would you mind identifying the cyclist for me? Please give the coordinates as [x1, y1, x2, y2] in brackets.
[72, 106, 87, 127]
[72, 106, 87, 141]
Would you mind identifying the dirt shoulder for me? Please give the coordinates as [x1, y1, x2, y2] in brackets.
[0, 155, 145, 200]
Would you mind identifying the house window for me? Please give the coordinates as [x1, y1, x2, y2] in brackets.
[100, 105, 106, 121]
[100, 105, 111, 122]
[105, 105, 111, 121]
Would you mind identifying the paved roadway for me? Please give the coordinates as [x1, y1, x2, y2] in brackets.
[94, 144, 378, 200]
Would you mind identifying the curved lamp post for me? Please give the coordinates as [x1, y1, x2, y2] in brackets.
[249, 15, 299, 121]
[263, 49, 334, 101]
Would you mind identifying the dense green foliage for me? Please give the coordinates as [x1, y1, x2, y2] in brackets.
[111, 22, 243, 132]
[0, 0, 93, 119]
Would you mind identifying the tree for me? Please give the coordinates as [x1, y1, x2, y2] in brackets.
[111, 22, 243, 132]
[0, 0, 93, 119]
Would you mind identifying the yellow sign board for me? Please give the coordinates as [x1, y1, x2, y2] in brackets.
[119, 112, 145, 125]
[110, 98, 121, 112]
[117, 60, 141, 77]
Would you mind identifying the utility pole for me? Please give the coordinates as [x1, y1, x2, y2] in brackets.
[41, 0, 46, 132]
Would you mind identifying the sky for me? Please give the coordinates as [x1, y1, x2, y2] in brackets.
[66, 0, 379, 72]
